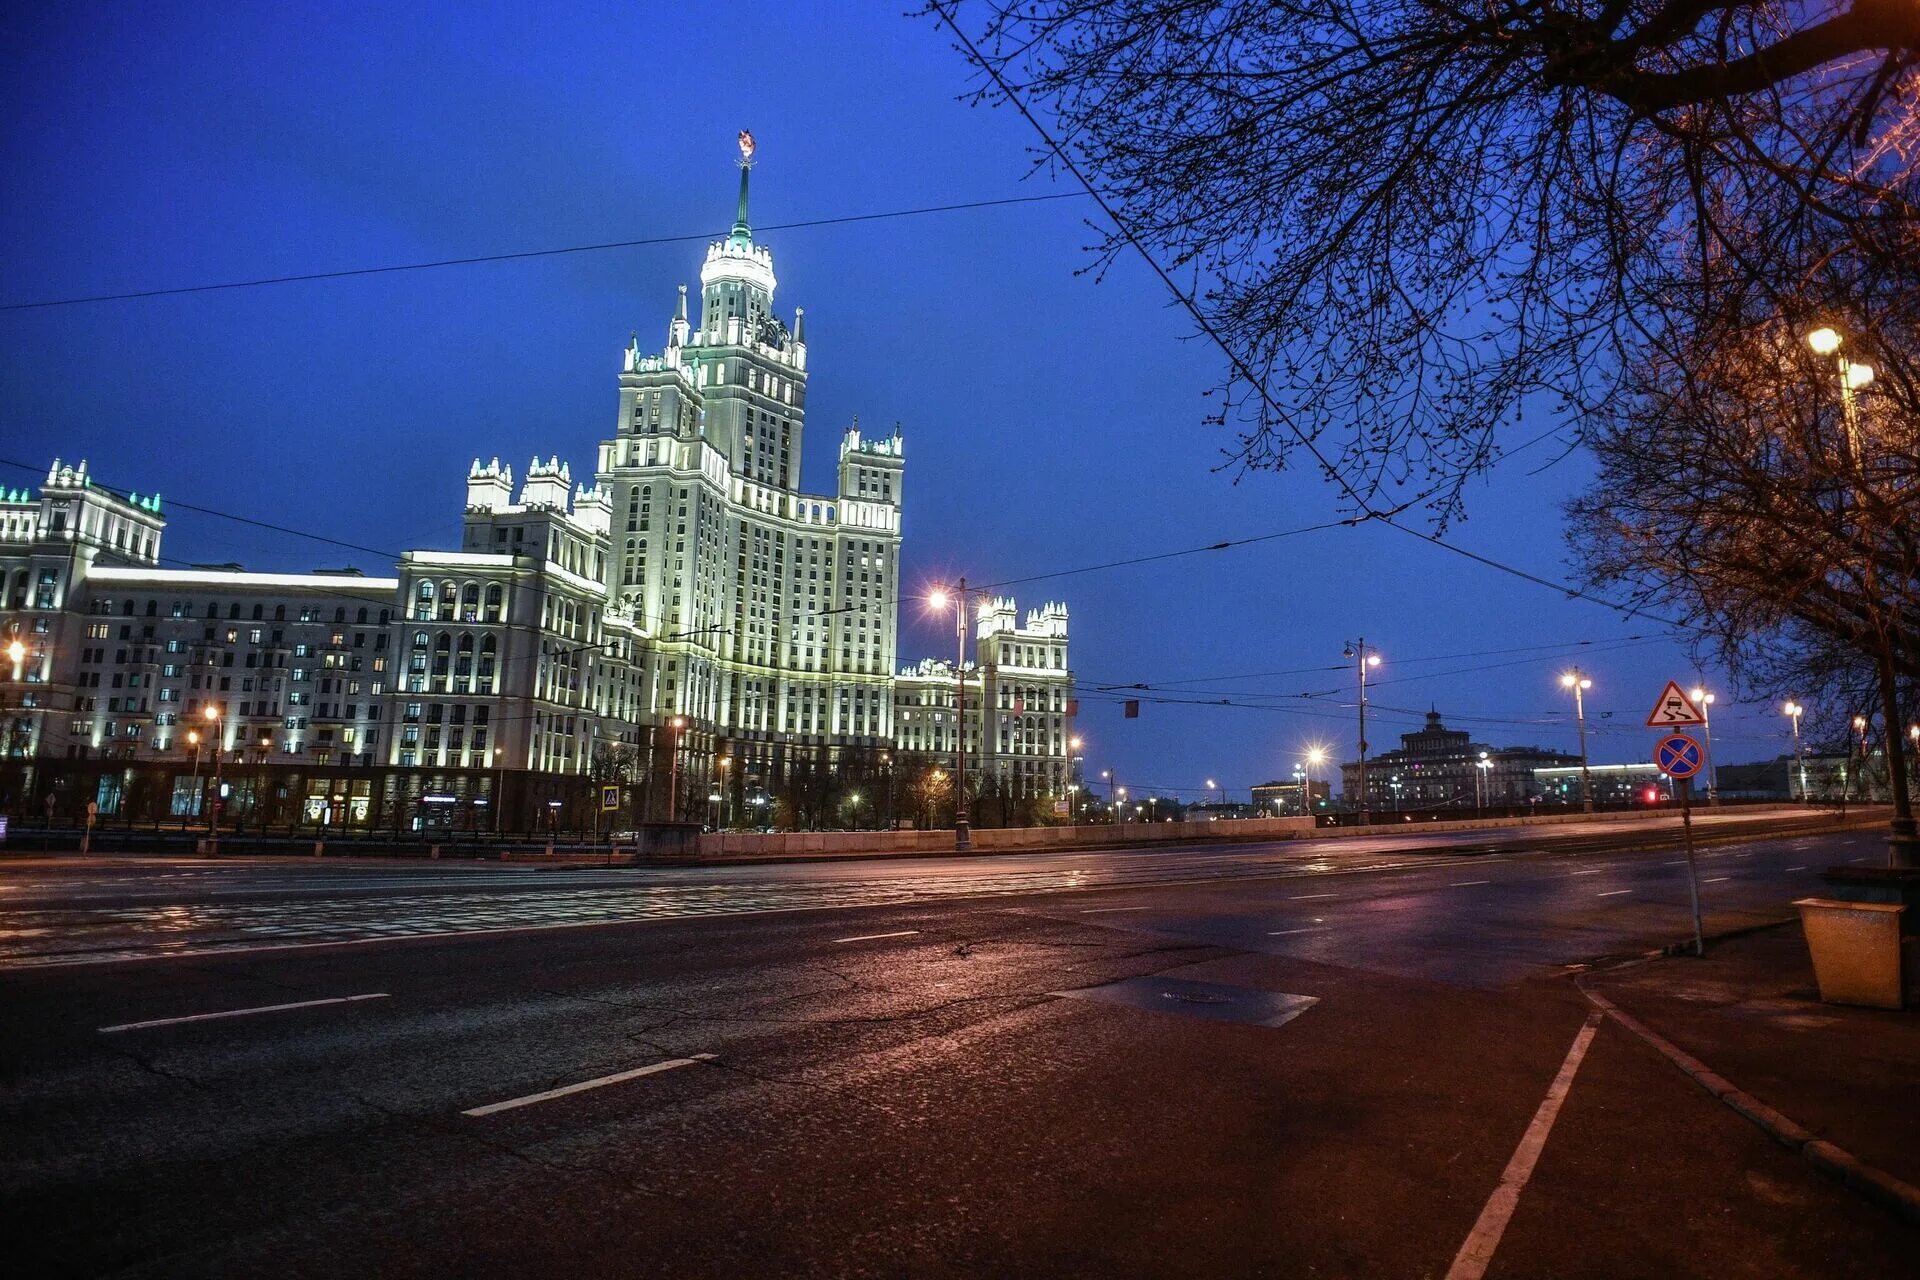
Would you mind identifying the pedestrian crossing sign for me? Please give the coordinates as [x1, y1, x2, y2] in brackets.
[601, 785, 620, 812]
[1645, 681, 1707, 728]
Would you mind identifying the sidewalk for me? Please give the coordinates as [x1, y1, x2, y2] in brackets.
[1584, 921, 1920, 1221]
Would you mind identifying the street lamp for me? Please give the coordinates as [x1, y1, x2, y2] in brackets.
[1690, 686, 1720, 805]
[1784, 700, 1807, 802]
[203, 703, 224, 854]
[1102, 768, 1120, 825]
[492, 745, 504, 833]
[1476, 751, 1492, 809]
[1560, 669, 1594, 813]
[1303, 745, 1327, 815]
[1806, 326, 1914, 863]
[717, 754, 732, 829]
[929, 581, 973, 851]
[1066, 735, 1083, 821]
[665, 715, 688, 822]
[186, 728, 204, 826]
[1852, 714, 1871, 804]
[1343, 641, 1381, 823]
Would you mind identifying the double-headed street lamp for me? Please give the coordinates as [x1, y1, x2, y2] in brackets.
[1690, 686, 1720, 805]
[1783, 700, 1808, 802]
[1806, 326, 1913, 863]
[1560, 669, 1594, 813]
[1343, 641, 1381, 823]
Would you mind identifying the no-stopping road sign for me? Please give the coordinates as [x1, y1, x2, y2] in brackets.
[1656, 734, 1704, 779]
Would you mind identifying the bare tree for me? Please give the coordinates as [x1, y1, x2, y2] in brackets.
[930, 0, 1920, 519]
[1568, 278, 1920, 858]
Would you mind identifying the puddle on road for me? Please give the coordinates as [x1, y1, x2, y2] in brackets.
[1053, 975, 1318, 1028]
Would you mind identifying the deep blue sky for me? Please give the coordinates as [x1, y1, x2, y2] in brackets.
[1, 2, 1810, 796]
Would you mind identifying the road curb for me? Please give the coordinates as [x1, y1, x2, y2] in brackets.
[1579, 985, 1920, 1226]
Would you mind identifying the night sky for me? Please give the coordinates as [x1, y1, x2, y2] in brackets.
[1, 2, 1812, 798]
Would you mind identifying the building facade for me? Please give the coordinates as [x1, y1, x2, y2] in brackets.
[0, 155, 1075, 831]
[1339, 710, 1582, 811]
[892, 597, 1077, 804]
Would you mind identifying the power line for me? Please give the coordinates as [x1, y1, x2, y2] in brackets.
[0, 192, 1091, 312]
[927, 4, 1691, 633]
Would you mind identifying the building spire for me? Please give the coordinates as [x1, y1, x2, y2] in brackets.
[731, 129, 756, 245]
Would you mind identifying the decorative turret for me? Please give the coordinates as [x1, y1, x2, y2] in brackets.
[520, 455, 571, 511]
[572, 482, 612, 535]
[466, 457, 513, 511]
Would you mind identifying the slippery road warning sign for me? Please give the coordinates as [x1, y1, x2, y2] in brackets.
[1646, 681, 1707, 728]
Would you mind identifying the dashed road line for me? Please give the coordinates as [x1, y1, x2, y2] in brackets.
[462, 1054, 715, 1117]
[1078, 906, 1150, 914]
[1597, 889, 1633, 897]
[1289, 893, 1338, 901]
[1450, 880, 1492, 887]
[100, 992, 390, 1034]
[831, 930, 921, 944]
[1703, 877, 1730, 884]
[1266, 926, 1330, 937]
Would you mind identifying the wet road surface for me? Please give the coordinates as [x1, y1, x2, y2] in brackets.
[2, 816, 1911, 1277]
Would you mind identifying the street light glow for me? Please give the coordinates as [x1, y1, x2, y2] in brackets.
[5, 640, 23, 664]
[1843, 361, 1875, 390]
[1783, 700, 1802, 717]
[203, 704, 220, 720]
[1807, 327, 1842, 355]
[1559, 671, 1591, 690]
[927, 587, 950, 610]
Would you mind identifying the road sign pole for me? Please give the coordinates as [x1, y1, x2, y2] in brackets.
[1680, 777, 1704, 957]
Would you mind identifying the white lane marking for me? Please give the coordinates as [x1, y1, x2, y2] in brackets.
[1786, 865, 1807, 871]
[99, 992, 390, 1034]
[1597, 889, 1632, 897]
[1289, 892, 1338, 900]
[1078, 906, 1150, 914]
[1703, 876, 1730, 884]
[1445, 1015, 1603, 1280]
[1450, 880, 1492, 887]
[1568, 869, 1604, 876]
[1267, 927, 1330, 937]
[831, 930, 921, 944]
[1663, 861, 1685, 866]
[1848, 857, 1867, 864]
[462, 1054, 715, 1117]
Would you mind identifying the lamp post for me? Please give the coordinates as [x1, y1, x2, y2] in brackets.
[1102, 768, 1119, 824]
[1784, 700, 1807, 802]
[186, 729, 203, 827]
[929, 582, 973, 851]
[1690, 686, 1720, 805]
[492, 746, 504, 833]
[1066, 735, 1083, 822]
[1303, 746, 1327, 817]
[1560, 669, 1594, 813]
[718, 754, 733, 829]
[1476, 751, 1491, 810]
[665, 715, 687, 822]
[203, 703, 224, 855]
[1806, 326, 1913, 862]
[1852, 714, 1871, 804]
[1344, 641, 1381, 823]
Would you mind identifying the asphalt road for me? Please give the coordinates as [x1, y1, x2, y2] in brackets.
[3, 815, 1913, 1277]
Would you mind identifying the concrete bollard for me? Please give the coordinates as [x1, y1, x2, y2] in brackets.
[313, 840, 325, 857]
[430, 844, 441, 859]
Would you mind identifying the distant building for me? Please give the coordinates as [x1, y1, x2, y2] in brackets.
[1339, 710, 1580, 810]
[1250, 779, 1330, 815]
[1532, 763, 1673, 806]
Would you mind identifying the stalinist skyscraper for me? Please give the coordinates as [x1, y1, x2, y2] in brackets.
[594, 133, 905, 799]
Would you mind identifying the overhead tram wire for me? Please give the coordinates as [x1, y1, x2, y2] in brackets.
[0, 192, 1091, 312]
[926, 4, 1692, 634]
